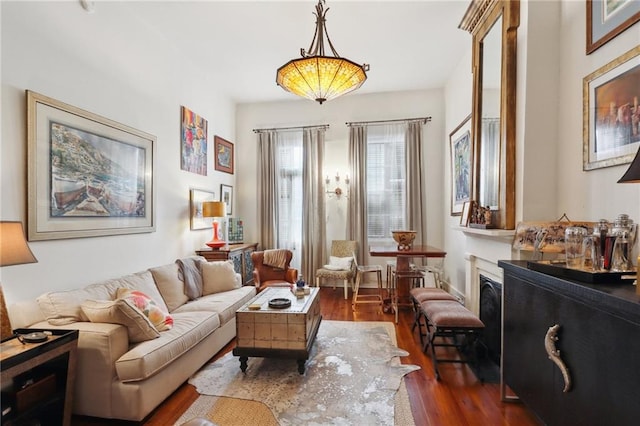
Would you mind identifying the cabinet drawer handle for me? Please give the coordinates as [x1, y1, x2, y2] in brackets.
[544, 324, 572, 392]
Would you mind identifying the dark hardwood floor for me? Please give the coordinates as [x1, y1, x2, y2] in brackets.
[73, 287, 541, 426]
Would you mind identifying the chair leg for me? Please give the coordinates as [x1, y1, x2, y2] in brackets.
[352, 272, 361, 310]
[343, 279, 348, 300]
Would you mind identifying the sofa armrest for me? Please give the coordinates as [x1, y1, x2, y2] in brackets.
[286, 268, 298, 284]
[28, 320, 129, 414]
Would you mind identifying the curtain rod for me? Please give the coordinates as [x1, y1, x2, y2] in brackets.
[345, 116, 432, 127]
[253, 124, 330, 133]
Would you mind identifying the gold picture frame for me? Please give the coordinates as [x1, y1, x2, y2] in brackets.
[583, 46, 640, 171]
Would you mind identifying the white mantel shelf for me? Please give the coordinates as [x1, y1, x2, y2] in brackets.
[456, 226, 515, 241]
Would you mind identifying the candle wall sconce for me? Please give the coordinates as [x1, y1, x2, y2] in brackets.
[324, 171, 350, 199]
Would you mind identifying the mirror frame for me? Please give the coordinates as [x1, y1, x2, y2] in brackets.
[460, 0, 519, 230]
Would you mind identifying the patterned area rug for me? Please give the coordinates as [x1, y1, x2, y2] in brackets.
[177, 320, 419, 426]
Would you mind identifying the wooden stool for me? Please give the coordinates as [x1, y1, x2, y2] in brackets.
[352, 263, 383, 312]
[419, 300, 485, 380]
[390, 268, 425, 324]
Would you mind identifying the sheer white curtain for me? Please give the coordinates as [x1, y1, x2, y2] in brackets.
[366, 123, 407, 245]
[275, 131, 303, 271]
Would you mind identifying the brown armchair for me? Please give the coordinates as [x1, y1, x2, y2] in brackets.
[251, 249, 298, 292]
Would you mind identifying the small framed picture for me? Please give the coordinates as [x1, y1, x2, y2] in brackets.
[214, 136, 234, 174]
[220, 184, 233, 216]
[460, 201, 474, 227]
[190, 189, 216, 230]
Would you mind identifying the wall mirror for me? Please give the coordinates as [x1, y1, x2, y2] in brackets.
[460, 0, 519, 229]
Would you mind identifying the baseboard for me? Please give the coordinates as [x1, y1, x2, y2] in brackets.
[441, 280, 466, 305]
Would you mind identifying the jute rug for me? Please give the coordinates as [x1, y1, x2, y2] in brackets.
[176, 320, 419, 426]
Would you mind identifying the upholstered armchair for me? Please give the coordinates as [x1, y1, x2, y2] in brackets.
[315, 240, 358, 299]
[251, 249, 298, 292]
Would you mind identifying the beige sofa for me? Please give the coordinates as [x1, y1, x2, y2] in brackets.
[7, 257, 257, 422]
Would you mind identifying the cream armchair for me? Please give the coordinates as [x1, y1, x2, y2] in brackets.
[315, 240, 358, 299]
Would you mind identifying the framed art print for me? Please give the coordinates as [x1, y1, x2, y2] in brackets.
[449, 114, 472, 216]
[587, 0, 640, 54]
[220, 184, 233, 215]
[190, 188, 216, 230]
[180, 106, 208, 176]
[214, 136, 234, 174]
[27, 90, 156, 241]
[583, 46, 640, 171]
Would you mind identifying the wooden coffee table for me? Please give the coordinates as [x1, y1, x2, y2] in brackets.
[233, 287, 322, 374]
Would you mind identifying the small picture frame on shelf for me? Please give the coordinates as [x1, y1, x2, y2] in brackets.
[460, 200, 474, 227]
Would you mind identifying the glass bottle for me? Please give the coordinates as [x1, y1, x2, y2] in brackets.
[611, 230, 631, 272]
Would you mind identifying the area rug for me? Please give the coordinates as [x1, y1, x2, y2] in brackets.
[176, 320, 420, 426]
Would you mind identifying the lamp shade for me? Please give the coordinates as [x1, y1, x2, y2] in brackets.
[0, 221, 38, 267]
[276, 56, 368, 104]
[202, 201, 226, 218]
[617, 146, 640, 183]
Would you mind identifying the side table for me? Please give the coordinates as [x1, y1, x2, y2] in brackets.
[1, 328, 79, 426]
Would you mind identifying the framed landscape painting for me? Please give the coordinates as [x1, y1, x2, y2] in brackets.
[27, 90, 156, 241]
[449, 115, 472, 215]
[583, 46, 640, 171]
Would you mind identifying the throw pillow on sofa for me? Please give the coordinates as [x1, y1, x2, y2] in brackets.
[201, 260, 240, 295]
[81, 299, 160, 343]
[116, 288, 174, 332]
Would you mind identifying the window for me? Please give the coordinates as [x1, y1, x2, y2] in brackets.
[275, 131, 303, 270]
[366, 124, 406, 242]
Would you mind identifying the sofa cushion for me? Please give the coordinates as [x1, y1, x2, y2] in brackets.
[116, 288, 174, 332]
[149, 263, 188, 312]
[115, 311, 220, 382]
[173, 285, 256, 325]
[36, 270, 168, 325]
[81, 299, 160, 343]
[201, 261, 240, 295]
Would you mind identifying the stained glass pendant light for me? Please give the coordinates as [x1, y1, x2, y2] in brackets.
[276, 0, 369, 104]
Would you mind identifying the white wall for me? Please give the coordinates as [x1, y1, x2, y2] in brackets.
[555, 0, 639, 222]
[235, 89, 446, 271]
[1, 2, 236, 304]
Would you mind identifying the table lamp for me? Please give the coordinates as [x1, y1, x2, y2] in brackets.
[202, 201, 226, 249]
[1, 221, 38, 340]
[617, 146, 640, 293]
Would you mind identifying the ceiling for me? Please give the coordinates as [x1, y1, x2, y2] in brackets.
[20, 0, 473, 104]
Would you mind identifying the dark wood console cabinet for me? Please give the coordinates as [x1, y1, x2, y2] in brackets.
[499, 260, 640, 426]
[196, 243, 258, 286]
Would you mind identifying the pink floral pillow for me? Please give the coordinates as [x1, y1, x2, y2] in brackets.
[116, 288, 174, 332]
